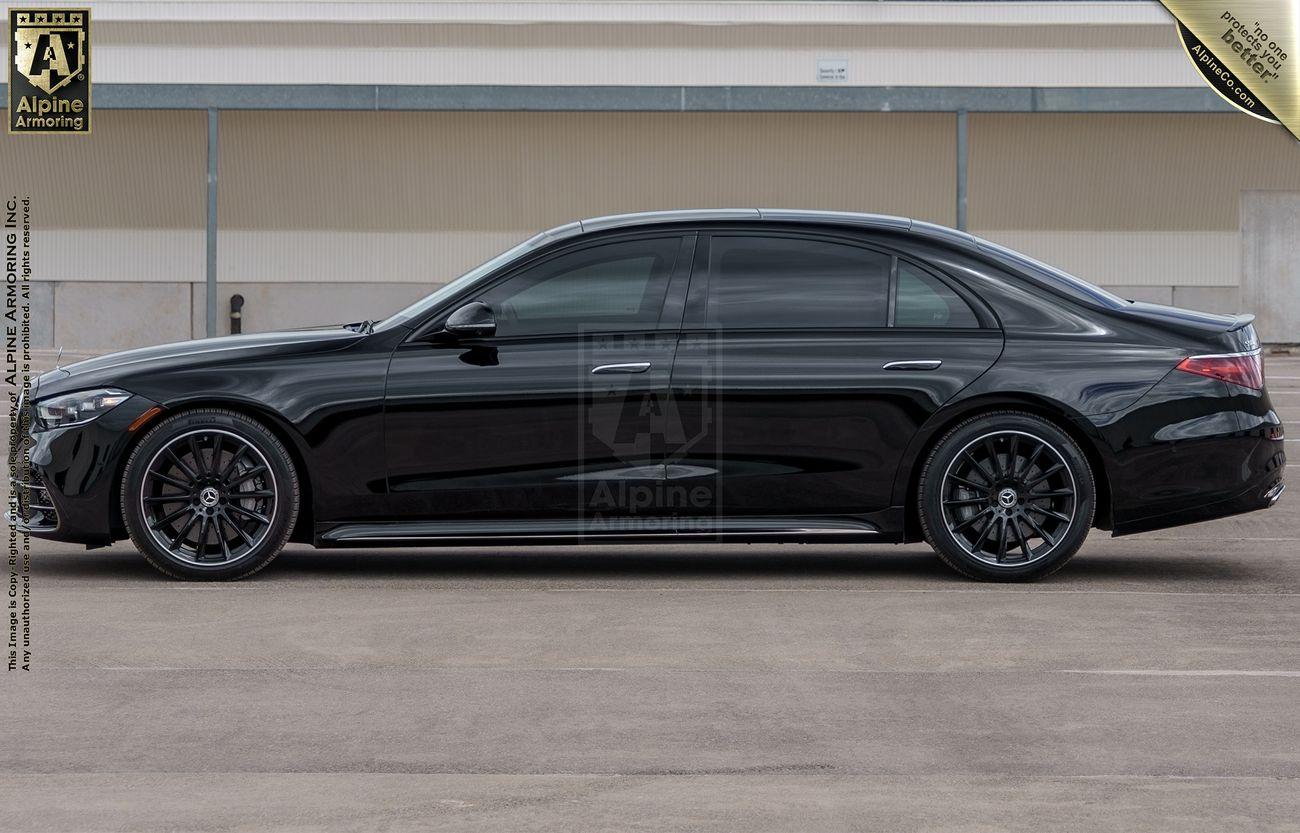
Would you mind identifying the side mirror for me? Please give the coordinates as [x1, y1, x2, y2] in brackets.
[443, 301, 496, 339]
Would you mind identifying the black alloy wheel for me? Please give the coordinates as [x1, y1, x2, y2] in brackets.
[918, 411, 1094, 581]
[122, 409, 299, 580]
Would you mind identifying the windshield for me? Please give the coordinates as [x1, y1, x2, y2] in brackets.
[372, 232, 552, 331]
[973, 236, 1131, 310]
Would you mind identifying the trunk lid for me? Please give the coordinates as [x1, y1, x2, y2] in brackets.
[1117, 303, 1260, 353]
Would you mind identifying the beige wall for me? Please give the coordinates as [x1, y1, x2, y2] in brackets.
[0, 110, 206, 282]
[0, 110, 206, 349]
[6, 108, 1299, 349]
[0, 110, 206, 232]
[969, 113, 1300, 304]
[5, 1, 1295, 351]
[217, 111, 957, 284]
[969, 113, 1300, 232]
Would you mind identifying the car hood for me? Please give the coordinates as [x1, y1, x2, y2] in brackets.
[36, 328, 364, 398]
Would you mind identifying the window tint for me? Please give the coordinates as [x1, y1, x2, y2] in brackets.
[894, 261, 980, 328]
[480, 237, 678, 336]
[706, 236, 890, 329]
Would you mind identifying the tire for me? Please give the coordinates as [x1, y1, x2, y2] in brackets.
[918, 410, 1095, 582]
[121, 408, 300, 581]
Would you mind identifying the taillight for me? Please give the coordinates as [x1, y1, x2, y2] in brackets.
[1176, 351, 1264, 390]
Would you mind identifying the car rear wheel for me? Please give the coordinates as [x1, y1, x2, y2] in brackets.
[122, 408, 299, 581]
[918, 411, 1094, 581]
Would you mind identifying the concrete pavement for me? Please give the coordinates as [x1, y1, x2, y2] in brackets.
[1, 357, 1297, 832]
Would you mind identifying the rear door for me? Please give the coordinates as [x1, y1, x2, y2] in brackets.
[667, 230, 1003, 523]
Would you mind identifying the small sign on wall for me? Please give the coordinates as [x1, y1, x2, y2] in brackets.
[816, 59, 848, 82]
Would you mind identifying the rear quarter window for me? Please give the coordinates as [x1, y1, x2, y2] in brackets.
[894, 261, 980, 328]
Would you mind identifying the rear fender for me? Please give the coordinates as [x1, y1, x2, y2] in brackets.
[892, 391, 1117, 537]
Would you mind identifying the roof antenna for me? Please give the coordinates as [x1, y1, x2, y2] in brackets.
[54, 346, 63, 371]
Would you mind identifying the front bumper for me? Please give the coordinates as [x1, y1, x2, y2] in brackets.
[8, 394, 162, 545]
[7, 465, 59, 534]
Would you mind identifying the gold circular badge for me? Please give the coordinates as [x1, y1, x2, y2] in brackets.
[1176, 20, 1280, 124]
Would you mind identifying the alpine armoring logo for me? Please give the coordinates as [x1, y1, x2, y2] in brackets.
[8, 8, 91, 134]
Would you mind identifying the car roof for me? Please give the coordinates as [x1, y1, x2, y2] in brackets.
[534, 209, 980, 251]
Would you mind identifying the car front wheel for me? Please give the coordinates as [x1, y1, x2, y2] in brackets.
[918, 411, 1095, 581]
[121, 408, 300, 581]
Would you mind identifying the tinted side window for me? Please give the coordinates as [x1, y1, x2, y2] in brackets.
[480, 237, 679, 337]
[894, 261, 980, 328]
[706, 236, 890, 329]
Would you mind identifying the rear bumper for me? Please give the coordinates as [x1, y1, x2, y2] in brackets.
[1113, 471, 1285, 536]
[1095, 365, 1286, 536]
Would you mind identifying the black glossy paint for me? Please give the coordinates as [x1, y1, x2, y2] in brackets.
[17, 215, 1285, 549]
[668, 328, 1003, 517]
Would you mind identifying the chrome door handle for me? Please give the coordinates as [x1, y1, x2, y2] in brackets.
[883, 360, 943, 371]
[591, 362, 651, 374]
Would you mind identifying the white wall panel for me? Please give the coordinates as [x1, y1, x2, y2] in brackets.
[217, 230, 531, 284]
[91, 44, 1199, 88]
[31, 230, 205, 283]
[83, 2, 1175, 26]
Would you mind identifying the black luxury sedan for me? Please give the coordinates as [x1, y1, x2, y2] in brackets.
[10, 210, 1286, 581]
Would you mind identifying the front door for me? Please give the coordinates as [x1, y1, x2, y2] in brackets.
[383, 234, 693, 525]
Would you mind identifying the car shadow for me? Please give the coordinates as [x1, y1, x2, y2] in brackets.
[30, 542, 1279, 586]
[276, 545, 961, 580]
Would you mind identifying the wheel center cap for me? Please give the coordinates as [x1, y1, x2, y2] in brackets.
[997, 488, 1019, 509]
[198, 486, 221, 508]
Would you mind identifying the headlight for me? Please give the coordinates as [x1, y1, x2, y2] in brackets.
[34, 388, 132, 430]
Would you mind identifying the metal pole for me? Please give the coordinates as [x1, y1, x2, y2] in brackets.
[955, 109, 968, 232]
[205, 107, 219, 337]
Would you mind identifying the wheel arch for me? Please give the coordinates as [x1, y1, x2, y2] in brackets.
[110, 397, 315, 544]
[896, 393, 1114, 542]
